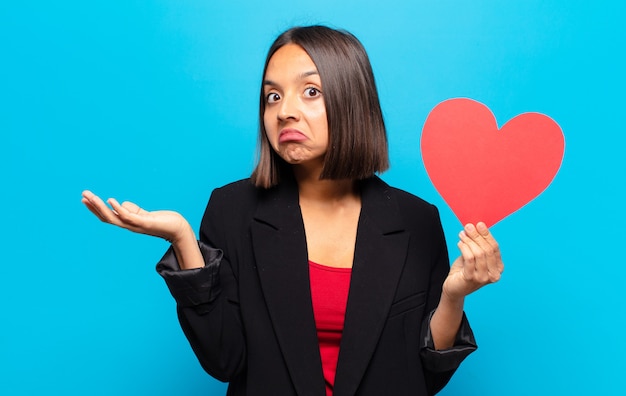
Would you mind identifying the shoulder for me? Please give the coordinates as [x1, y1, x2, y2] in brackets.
[201, 177, 298, 228]
[366, 177, 448, 255]
[361, 176, 445, 241]
[203, 178, 260, 220]
[199, 178, 261, 244]
[363, 176, 438, 216]
[210, 178, 258, 201]
[388, 185, 434, 210]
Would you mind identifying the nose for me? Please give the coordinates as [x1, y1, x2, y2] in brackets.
[277, 93, 300, 121]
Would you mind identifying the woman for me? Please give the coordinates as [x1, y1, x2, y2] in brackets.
[82, 25, 503, 396]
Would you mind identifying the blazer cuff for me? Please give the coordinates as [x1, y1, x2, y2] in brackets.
[420, 309, 478, 373]
[156, 241, 223, 308]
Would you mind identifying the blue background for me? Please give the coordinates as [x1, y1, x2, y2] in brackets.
[2, 1, 625, 395]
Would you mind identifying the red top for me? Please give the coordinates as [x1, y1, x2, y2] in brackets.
[309, 260, 352, 396]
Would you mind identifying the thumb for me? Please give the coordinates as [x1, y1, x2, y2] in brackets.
[120, 200, 142, 214]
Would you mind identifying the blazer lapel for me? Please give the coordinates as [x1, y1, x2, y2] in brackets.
[333, 177, 410, 396]
[250, 179, 326, 396]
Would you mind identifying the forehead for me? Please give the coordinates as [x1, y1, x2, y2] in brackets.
[264, 44, 318, 79]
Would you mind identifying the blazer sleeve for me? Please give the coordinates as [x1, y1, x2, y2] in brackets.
[419, 205, 478, 395]
[156, 188, 246, 382]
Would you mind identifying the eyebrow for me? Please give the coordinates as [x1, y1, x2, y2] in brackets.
[263, 70, 320, 87]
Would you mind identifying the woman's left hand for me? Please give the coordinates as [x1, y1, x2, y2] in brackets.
[443, 222, 504, 301]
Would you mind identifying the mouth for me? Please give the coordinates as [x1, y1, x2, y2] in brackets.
[278, 128, 308, 143]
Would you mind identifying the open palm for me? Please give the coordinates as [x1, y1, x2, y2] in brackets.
[81, 190, 189, 243]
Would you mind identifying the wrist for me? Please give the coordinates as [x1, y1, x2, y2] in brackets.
[439, 289, 465, 312]
[170, 224, 203, 270]
[169, 221, 195, 245]
[431, 292, 465, 350]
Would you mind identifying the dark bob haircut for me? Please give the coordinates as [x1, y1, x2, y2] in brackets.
[251, 25, 389, 188]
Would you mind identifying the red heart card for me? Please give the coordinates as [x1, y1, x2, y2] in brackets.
[421, 98, 564, 227]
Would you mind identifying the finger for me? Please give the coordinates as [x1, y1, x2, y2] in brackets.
[461, 224, 497, 261]
[121, 201, 141, 214]
[108, 198, 133, 221]
[463, 223, 489, 246]
[82, 193, 119, 224]
[81, 197, 108, 223]
[456, 239, 477, 275]
[85, 195, 130, 228]
[475, 222, 501, 254]
[82, 191, 119, 224]
[108, 198, 145, 229]
[475, 222, 504, 275]
[458, 242, 489, 285]
[459, 227, 489, 265]
[460, 224, 503, 283]
[476, 222, 490, 236]
[459, 230, 494, 283]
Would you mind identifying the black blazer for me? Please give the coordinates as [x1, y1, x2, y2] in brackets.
[158, 176, 476, 396]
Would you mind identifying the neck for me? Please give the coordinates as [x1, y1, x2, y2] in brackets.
[292, 165, 358, 203]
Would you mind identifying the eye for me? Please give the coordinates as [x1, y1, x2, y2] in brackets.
[304, 87, 322, 98]
[266, 92, 281, 104]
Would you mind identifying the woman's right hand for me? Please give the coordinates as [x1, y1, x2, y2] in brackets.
[81, 190, 190, 244]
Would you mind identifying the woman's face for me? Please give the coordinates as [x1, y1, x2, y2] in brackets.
[263, 44, 329, 170]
